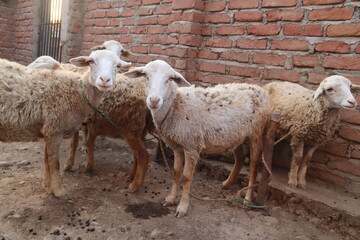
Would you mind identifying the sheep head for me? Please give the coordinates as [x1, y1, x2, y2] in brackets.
[124, 60, 190, 110]
[313, 75, 357, 110]
[70, 50, 123, 92]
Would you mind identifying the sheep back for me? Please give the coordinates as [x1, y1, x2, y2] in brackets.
[0, 58, 91, 142]
[159, 83, 271, 153]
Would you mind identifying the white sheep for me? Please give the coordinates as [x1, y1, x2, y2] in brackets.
[263, 76, 357, 189]
[125, 60, 271, 217]
[28, 54, 154, 192]
[0, 50, 124, 198]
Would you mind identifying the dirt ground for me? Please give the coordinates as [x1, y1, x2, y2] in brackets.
[0, 136, 350, 240]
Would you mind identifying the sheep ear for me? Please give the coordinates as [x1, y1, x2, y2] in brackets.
[124, 67, 146, 78]
[69, 56, 91, 67]
[90, 45, 105, 51]
[121, 48, 132, 57]
[351, 84, 360, 94]
[171, 71, 191, 87]
[313, 85, 324, 101]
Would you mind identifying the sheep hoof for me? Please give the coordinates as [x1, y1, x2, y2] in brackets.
[220, 181, 230, 189]
[128, 183, 138, 192]
[63, 164, 73, 171]
[162, 200, 175, 207]
[288, 183, 297, 189]
[298, 184, 306, 190]
[53, 188, 68, 199]
[84, 164, 94, 171]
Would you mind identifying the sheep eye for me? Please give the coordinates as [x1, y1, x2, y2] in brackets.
[87, 59, 95, 64]
[326, 88, 334, 92]
[116, 63, 122, 68]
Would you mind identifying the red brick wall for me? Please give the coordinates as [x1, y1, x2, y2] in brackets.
[0, 1, 16, 60]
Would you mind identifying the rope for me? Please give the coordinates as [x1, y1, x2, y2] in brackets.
[148, 132, 171, 172]
[80, 79, 121, 130]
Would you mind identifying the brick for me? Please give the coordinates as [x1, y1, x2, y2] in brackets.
[155, 6, 172, 15]
[137, 55, 154, 64]
[138, 8, 154, 16]
[173, 0, 204, 10]
[237, 39, 267, 49]
[234, 11, 263, 22]
[253, 53, 286, 66]
[148, 26, 166, 34]
[106, 10, 120, 18]
[327, 23, 360, 37]
[130, 27, 147, 34]
[198, 50, 219, 60]
[119, 36, 133, 43]
[204, 14, 230, 23]
[140, 36, 159, 44]
[309, 8, 354, 21]
[307, 73, 328, 84]
[126, 0, 142, 7]
[139, 17, 157, 25]
[339, 126, 360, 142]
[315, 41, 350, 53]
[323, 56, 360, 71]
[120, 9, 135, 17]
[202, 27, 212, 36]
[356, 44, 360, 54]
[143, 0, 160, 5]
[351, 144, 360, 159]
[262, 0, 296, 7]
[159, 36, 178, 45]
[179, 35, 203, 47]
[200, 62, 226, 74]
[264, 68, 300, 82]
[284, 24, 322, 36]
[123, 19, 135, 26]
[216, 26, 244, 35]
[307, 167, 345, 185]
[340, 110, 360, 125]
[168, 23, 202, 35]
[158, 15, 172, 25]
[271, 40, 308, 51]
[229, 66, 260, 77]
[167, 47, 189, 57]
[229, 0, 258, 9]
[95, 19, 108, 26]
[220, 51, 249, 63]
[108, 19, 120, 26]
[303, 0, 345, 5]
[150, 46, 167, 55]
[131, 46, 148, 54]
[93, 11, 106, 18]
[181, 12, 204, 22]
[267, 9, 304, 22]
[204, 1, 226, 12]
[328, 157, 360, 176]
[247, 24, 281, 36]
[319, 142, 348, 157]
[206, 38, 232, 48]
[292, 55, 318, 67]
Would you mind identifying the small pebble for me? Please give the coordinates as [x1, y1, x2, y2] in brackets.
[64, 237, 71, 240]
[29, 229, 33, 233]
[32, 232, 37, 236]
[37, 215, 42, 220]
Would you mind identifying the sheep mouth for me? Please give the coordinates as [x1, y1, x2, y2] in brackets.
[342, 104, 357, 109]
[97, 85, 113, 91]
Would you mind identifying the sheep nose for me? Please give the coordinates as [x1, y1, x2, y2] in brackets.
[149, 97, 160, 108]
[100, 76, 110, 83]
[348, 99, 357, 107]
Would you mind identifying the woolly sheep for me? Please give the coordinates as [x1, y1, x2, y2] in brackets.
[29, 55, 154, 192]
[263, 76, 357, 189]
[125, 60, 271, 217]
[0, 50, 124, 198]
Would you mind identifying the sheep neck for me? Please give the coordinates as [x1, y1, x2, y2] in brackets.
[80, 74, 104, 111]
[152, 84, 177, 130]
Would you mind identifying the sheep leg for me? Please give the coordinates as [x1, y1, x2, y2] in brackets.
[79, 125, 88, 152]
[245, 137, 262, 202]
[64, 131, 79, 171]
[42, 144, 51, 192]
[85, 132, 97, 171]
[126, 136, 149, 192]
[288, 141, 304, 188]
[44, 134, 67, 198]
[175, 151, 199, 218]
[163, 150, 184, 207]
[221, 144, 245, 189]
[298, 145, 318, 189]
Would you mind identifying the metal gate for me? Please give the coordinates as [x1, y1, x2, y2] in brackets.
[37, 0, 63, 61]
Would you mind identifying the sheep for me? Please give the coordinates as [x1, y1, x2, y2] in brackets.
[0, 49, 125, 198]
[124, 60, 271, 217]
[263, 76, 357, 189]
[28, 55, 154, 192]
